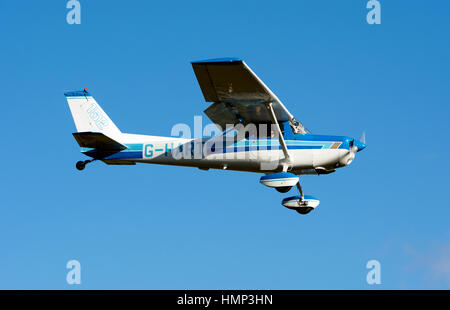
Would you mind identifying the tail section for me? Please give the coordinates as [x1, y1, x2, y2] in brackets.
[72, 132, 127, 160]
[64, 89, 122, 139]
[72, 132, 126, 150]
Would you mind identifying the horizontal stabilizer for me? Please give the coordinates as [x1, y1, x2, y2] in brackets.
[72, 132, 126, 150]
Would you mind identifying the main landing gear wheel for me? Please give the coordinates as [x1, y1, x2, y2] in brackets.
[275, 186, 292, 193]
[76, 159, 95, 171]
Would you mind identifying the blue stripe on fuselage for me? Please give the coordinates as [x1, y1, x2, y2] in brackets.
[81, 135, 351, 160]
[104, 151, 142, 159]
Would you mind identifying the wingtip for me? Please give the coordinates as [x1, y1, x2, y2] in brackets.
[191, 57, 243, 64]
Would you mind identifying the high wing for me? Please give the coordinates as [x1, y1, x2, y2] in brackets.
[191, 58, 309, 134]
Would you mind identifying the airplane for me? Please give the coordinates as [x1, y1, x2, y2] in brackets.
[65, 58, 366, 215]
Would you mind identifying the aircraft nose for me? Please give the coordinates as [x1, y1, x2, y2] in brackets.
[354, 140, 366, 152]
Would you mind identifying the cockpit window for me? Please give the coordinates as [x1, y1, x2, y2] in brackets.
[290, 118, 310, 134]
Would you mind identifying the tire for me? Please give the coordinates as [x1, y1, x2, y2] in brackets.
[275, 186, 292, 193]
[296, 207, 313, 215]
[76, 161, 85, 171]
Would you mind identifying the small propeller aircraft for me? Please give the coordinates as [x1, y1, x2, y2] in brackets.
[65, 58, 365, 215]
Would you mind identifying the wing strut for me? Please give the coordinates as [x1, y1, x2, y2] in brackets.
[265, 102, 291, 171]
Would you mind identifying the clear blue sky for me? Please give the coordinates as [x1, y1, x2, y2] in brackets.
[1, 1, 449, 289]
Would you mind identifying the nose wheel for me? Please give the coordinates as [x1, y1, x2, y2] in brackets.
[76, 159, 95, 171]
[281, 180, 319, 215]
[296, 207, 314, 215]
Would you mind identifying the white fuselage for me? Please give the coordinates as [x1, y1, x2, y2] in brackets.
[95, 133, 355, 174]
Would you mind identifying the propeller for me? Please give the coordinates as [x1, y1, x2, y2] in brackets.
[360, 131, 366, 144]
[341, 131, 366, 166]
[349, 131, 367, 153]
[350, 140, 358, 154]
[356, 131, 367, 152]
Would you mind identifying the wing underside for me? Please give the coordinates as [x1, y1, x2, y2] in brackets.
[191, 58, 309, 133]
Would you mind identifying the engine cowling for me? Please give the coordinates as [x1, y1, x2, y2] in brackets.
[259, 172, 299, 189]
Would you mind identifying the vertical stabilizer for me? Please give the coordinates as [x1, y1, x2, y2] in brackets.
[64, 89, 122, 139]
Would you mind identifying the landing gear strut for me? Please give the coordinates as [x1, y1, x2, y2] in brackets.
[76, 159, 95, 171]
[295, 181, 313, 214]
[296, 182, 304, 201]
